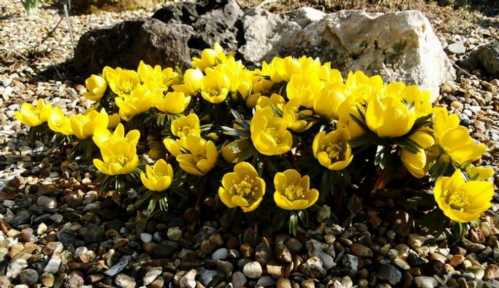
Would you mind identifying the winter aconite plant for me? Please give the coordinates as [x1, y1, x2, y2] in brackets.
[16, 44, 494, 235]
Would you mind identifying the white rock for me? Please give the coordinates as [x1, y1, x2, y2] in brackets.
[243, 261, 263, 279]
[240, 9, 454, 101]
[44, 254, 61, 273]
[414, 276, 438, 288]
[143, 267, 162, 286]
[179, 269, 196, 288]
[140, 233, 152, 243]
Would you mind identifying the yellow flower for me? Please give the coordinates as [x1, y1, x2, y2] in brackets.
[70, 109, 109, 140]
[15, 100, 53, 127]
[366, 83, 420, 138]
[286, 71, 323, 108]
[83, 74, 107, 101]
[433, 107, 487, 165]
[171, 113, 201, 138]
[200, 67, 230, 104]
[250, 107, 292, 156]
[261, 56, 300, 83]
[273, 169, 319, 210]
[401, 128, 435, 178]
[218, 162, 266, 212]
[115, 85, 154, 120]
[137, 61, 179, 90]
[283, 102, 315, 132]
[313, 82, 347, 120]
[103, 66, 140, 97]
[465, 165, 494, 181]
[192, 43, 226, 70]
[434, 169, 493, 223]
[173, 68, 204, 95]
[155, 91, 191, 114]
[163, 135, 218, 176]
[92, 124, 140, 175]
[140, 159, 174, 192]
[312, 129, 353, 170]
[47, 107, 72, 135]
[108, 113, 121, 128]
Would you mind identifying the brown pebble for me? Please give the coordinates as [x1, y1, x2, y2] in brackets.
[449, 255, 465, 267]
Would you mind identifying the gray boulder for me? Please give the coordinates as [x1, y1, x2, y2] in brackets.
[240, 8, 455, 101]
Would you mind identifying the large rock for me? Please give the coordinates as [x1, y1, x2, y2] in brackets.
[73, 19, 192, 75]
[72, 2, 454, 101]
[460, 40, 499, 77]
[240, 8, 455, 101]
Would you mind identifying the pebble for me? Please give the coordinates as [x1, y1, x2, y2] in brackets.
[179, 269, 196, 288]
[140, 233, 153, 243]
[66, 272, 84, 288]
[414, 276, 438, 288]
[41, 273, 55, 287]
[317, 205, 331, 222]
[285, 237, 303, 253]
[115, 273, 136, 288]
[341, 254, 359, 275]
[301, 256, 326, 278]
[393, 257, 410, 270]
[302, 279, 315, 288]
[37, 223, 48, 235]
[276, 277, 292, 288]
[306, 239, 335, 270]
[7, 258, 28, 278]
[351, 243, 373, 257]
[231, 271, 247, 288]
[267, 264, 283, 278]
[243, 261, 263, 279]
[449, 254, 465, 267]
[408, 234, 426, 249]
[143, 267, 162, 285]
[19, 268, 39, 285]
[212, 248, 228, 260]
[199, 269, 218, 286]
[44, 254, 61, 273]
[485, 264, 499, 280]
[37, 195, 57, 211]
[376, 264, 402, 285]
[256, 276, 275, 287]
[448, 41, 466, 54]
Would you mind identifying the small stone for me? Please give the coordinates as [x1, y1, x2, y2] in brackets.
[276, 243, 292, 263]
[19, 268, 39, 285]
[447, 41, 466, 54]
[20, 228, 34, 242]
[240, 243, 253, 258]
[44, 254, 61, 273]
[485, 264, 499, 280]
[115, 273, 136, 288]
[243, 261, 262, 279]
[255, 240, 272, 264]
[407, 252, 428, 266]
[408, 234, 426, 249]
[306, 239, 335, 270]
[341, 276, 353, 288]
[302, 279, 315, 288]
[341, 254, 359, 275]
[37, 196, 57, 211]
[144, 267, 162, 285]
[75, 246, 96, 263]
[179, 269, 196, 288]
[376, 264, 402, 285]
[429, 252, 446, 263]
[214, 259, 233, 275]
[256, 276, 275, 287]
[140, 233, 153, 243]
[37, 223, 48, 235]
[276, 277, 292, 288]
[199, 269, 218, 286]
[449, 255, 465, 267]
[66, 272, 84, 288]
[301, 256, 326, 278]
[41, 273, 55, 287]
[7, 258, 28, 278]
[211, 248, 228, 260]
[393, 257, 410, 270]
[285, 238, 303, 253]
[266, 264, 283, 278]
[414, 276, 438, 288]
[231, 271, 247, 288]
[351, 243, 373, 257]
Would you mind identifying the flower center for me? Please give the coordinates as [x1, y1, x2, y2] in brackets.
[232, 176, 259, 200]
[322, 142, 345, 161]
[446, 190, 467, 212]
[284, 184, 305, 201]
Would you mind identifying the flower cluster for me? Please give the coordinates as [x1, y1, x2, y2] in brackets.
[16, 44, 494, 227]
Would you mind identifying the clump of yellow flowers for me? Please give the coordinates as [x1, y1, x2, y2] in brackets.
[15, 44, 494, 230]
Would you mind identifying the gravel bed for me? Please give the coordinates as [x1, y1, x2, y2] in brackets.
[0, 1, 498, 288]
